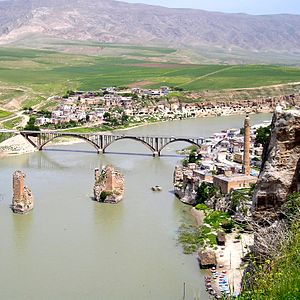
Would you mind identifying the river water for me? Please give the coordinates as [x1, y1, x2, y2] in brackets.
[0, 114, 271, 300]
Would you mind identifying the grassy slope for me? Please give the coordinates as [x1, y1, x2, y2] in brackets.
[0, 109, 12, 119]
[1, 116, 22, 129]
[0, 46, 300, 110]
[239, 224, 300, 300]
[239, 193, 300, 300]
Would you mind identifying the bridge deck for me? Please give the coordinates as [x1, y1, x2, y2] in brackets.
[0, 130, 205, 156]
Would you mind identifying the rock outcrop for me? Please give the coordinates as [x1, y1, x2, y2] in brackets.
[253, 108, 300, 220]
[11, 171, 34, 214]
[93, 165, 124, 204]
[173, 165, 197, 205]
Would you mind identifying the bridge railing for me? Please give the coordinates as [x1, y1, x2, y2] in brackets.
[0, 129, 205, 140]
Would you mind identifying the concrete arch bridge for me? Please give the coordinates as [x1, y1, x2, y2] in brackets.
[0, 130, 205, 157]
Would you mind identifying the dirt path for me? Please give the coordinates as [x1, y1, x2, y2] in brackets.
[178, 66, 236, 87]
[0, 111, 29, 128]
[215, 233, 254, 295]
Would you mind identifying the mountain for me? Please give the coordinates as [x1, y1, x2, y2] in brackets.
[0, 0, 300, 53]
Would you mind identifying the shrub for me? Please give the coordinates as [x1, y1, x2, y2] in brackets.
[221, 219, 235, 233]
[255, 126, 271, 145]
[196, 182, 218, 205]
[195, 203, 208, 211]
[204, 210, 230, 229]
[24, 116, 40, 131]
[99, 191, 112, 202]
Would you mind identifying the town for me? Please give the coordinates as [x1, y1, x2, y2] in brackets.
[31, 86, 299, 130]
[173, 114, 269, 205]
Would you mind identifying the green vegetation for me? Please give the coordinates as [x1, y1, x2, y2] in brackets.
[24, 116, 40, 131]
[195, 182, 219, 205]
[178, 224, 217, 254]
[195, 203, 209, 211]
[42, 120, 81, 130]
[0, 47, 300, 109]
[0, 132, 13, 143]
[179, 204, 234, 254]
[204, 210, 231, 230]
[230, 187, 254, 215]
[239, 193, 300, 300]
[0, 110, 13, 119]
[103, 108, 130, 127]
[99, 191, 112, 202]
[2, 116, 22, 129]
[182, 148, 201, 166]
[255, 126, 271, 146]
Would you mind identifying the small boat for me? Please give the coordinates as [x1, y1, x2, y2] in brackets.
[151, 186, 162, 191]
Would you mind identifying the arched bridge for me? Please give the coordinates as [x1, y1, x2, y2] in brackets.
[0, 130, 205, 157]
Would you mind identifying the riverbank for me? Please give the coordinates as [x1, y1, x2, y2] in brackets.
[0, 135, 37, 156]
[0, 135, 86, 156]
[191, 205, 253, 297]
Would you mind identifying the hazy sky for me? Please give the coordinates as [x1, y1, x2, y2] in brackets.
[125, 0, 300, 15]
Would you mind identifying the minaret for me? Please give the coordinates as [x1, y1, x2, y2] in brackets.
[243, 114, 251, 176]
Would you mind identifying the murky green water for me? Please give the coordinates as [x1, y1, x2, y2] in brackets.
[0, 114, 271, 300]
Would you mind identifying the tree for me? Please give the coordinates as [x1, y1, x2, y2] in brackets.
[24, 116, 40, 131]
[121, 113, 129, 125]
[255, 126, 271, 146]
[188, 152, 197, 163]
[103, 112, 111, 121]
[196, 182, 218, 205]
[131, 94, 138, 100]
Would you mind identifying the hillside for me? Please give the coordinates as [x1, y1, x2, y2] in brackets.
[0, 47, 300, 111]
[1, 0, 300, 56]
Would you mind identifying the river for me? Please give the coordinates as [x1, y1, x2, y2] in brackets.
[0, 114, 271, 300]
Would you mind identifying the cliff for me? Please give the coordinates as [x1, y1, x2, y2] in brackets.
[93, 165, 124, 204]
[253, 107, 300, 221]
[173, 165, 197, 205]
[11, 170, 34, 214]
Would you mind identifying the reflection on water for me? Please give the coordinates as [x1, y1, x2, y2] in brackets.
[0, 114, 271, 300]
[12, 213, 33, 253]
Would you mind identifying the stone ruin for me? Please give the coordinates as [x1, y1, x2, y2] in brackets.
[93, 165, 125, 204]
[198, 249, 217, 269]
[11, 171, 34, 214]
[253, 107, 300, 221]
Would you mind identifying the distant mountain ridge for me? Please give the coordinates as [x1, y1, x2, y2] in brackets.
[0, 0, 300, 53]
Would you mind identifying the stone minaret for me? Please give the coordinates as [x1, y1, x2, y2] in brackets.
[243, 115, 251, 176]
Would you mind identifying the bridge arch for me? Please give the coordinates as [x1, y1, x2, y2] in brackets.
[38, 134, 100, 152]
[158, 138, 201, 156]
[102, 136, 156, 155]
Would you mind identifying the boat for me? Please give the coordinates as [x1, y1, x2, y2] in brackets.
[151, 186, 162, 191]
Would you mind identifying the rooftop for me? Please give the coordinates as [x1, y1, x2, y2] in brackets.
[213, 174, 257, 183]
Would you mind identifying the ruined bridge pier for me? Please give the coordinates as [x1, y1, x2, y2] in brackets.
[0, 130, 205, 156]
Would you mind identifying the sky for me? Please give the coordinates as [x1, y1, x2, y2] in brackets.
[125, 0, 300, 15]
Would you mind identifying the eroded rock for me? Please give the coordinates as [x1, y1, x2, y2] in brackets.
[253, 108, 300, 221]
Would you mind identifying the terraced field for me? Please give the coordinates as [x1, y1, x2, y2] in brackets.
[0, 46, 300, 109]
[0, 109, 12, 119]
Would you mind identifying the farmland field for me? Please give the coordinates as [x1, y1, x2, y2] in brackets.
[0, 109, 12, 119]
[0, 46, 300, 109]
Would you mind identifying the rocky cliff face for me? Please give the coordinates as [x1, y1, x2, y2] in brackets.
[173, 165, 198, 205]
[253, 108, 300, 221]
[11, 170, 34, 214]
[93, 165, 124, 204]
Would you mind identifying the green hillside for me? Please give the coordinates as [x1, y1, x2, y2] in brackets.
[0, 46, 299, 110]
